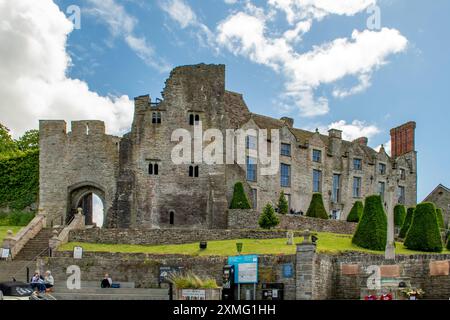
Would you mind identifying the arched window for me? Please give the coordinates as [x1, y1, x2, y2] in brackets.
[148, 163, 159, 175]
[189, 114, 194, 126]
[148, 163, 153, 175]
[169, 211, 174, 225]
[194, 114, 200, 124]
[189, 166, 194, 177]
[154, 164, 159, 175]
[194, 166, 199, 177]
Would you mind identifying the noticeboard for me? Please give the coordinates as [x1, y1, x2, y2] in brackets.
[1, 248, 10, 259]
[227, 255, 258, 284]
[73, 246, 83, 259]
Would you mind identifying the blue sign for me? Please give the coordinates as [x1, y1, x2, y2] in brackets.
[228, 255, 259, 284]
[282, 263, 294, 278]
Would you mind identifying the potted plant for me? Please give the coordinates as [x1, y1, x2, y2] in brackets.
[400, 288, 425, 300]
[169, 272, 222, 300]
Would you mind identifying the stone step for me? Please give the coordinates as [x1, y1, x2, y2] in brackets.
[52, 292, 169, 301]
[52, 288, 168, 295]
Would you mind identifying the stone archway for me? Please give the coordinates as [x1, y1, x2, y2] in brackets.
[67, 182, 106, 227]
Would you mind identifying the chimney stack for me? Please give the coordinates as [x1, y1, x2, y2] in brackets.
[390, 121, 416, 158]
[353, 137, 368, 146]
[280, 117, 294, 128]
[328, 129, 342, 139]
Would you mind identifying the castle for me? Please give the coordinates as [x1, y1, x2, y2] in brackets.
[38, 64, 417, 229]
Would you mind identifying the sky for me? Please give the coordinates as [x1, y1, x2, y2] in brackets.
[0, 0, 449, 201]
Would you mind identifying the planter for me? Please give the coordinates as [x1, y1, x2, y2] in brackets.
[175, 288, 222, 301]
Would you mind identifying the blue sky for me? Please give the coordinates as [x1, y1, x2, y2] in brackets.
[2, 0, 449, 201]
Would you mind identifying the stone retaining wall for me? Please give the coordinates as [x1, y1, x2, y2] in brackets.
[228, 209, 357, 234]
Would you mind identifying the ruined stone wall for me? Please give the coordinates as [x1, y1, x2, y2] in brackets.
[228, 209, 357, 234]
[39, 120, 120, 224]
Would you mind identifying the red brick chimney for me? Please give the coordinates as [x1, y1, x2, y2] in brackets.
[390, 121, 416, 158]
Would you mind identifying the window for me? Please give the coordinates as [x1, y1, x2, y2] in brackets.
[379, 163, 386, 175]
[169, 211, 175, 225]
[189, 114, 194, 126]
[281, 143, 291, 156]
[313, 170, 322, 193]
[353, 158, 362, 171]
[312, 149, 322, 163]
[152, 112, 161, 124]
[378, 182, 385, 202]
[332, 174, 341, 203]
[189, 165, 199, 177]
[195, 114, 200, 124]
[353, 177, 362, 198]
[251, 189, 257, 209]
[331, 210, 341, 220]
[281, 164, 291, 187]
[148, 163, 159, 175]
[400, 168, 406, 180]
[189, 113, 200, 125]
[246, 135, 257, 150]
[246, 156, 257, 182]
[398, 186, 405, 204]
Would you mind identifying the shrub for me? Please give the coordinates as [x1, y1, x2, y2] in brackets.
[447, 237, 450, 251]
[258, 203, 280, 230]
[394, 205, 406, 227]
[404, 203, 443, 252]
[436, 208, 444, 229]
[347, 201, 363, 222]
[0, 211, 35, 226]
[168, 272, 218, 289]
[306, 193, 328, 219]
[277, 191, 288, 215]
[399, 207, 415, 238]
[229, 182, 251, 209]
[352, 195, 387, 251]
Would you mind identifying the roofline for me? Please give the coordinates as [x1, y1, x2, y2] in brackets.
[423, 184, 450, 202]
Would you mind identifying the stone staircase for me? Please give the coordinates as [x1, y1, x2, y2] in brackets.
[0, 260, 36, 282]
[13, 228, 56, 261]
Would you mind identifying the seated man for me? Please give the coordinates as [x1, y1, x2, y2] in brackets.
[100, 273, 112, 288]
[30, 272, 46, 293]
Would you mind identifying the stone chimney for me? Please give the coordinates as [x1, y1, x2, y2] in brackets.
[280, 117, 294, 128]
[353, 137, 368, 146]
[328, 129, 342, 139]
[390, 121, 416, 158]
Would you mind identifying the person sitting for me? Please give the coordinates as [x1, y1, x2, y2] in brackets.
[30, 272, 46, 293]
[44, 270, 54, 292]
[100, 273, 112, 288]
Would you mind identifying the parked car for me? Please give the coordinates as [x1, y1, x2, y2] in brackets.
[0, 281, 56, 300]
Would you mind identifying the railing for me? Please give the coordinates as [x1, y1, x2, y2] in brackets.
[10, 247, 52, 282]
[49, 214, 65, 228]
[49, 213, 85, 253]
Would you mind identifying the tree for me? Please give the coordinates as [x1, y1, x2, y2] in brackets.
[0, 124, 17, 154]
[394, 205, 406, 227]
[347, 201, 363, 223]
[404, 202, 443, 252]
[229, 182, 251, 209]
[258, 203, 280, 230]
[306, 193, 328, 219]
[399, 207, 415, 238]
[16, 130, 39, 151]
[436, 208, 445, 229]
[277, 191, 288, 215]
[447, 237, 450, 251]
[352, 195, 387, 251]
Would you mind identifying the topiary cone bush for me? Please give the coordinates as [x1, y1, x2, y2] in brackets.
[347, 201, 364, 223]
[399, 207, 415, 239]
[277, 191, 288, 215]
[436, 208, 445, 229]
[258, 203, 280, 230]
[404, 202, 443, 253]
[229, 182, 252, 209]
[447, 237, 450, 251]
[394, 204, 406, 227]
[352, 195, 387, 251]
[306, 193, 329, 219]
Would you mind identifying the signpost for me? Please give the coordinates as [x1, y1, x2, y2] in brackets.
[228, 255, 258, 300]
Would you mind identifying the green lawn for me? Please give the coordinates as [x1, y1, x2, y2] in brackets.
[0, 226, 22, 242]
[59, 232, 450, 256]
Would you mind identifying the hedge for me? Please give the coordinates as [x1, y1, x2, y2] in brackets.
[347, 201, 363, 222]
[399, 207, 415, 238]
[394, 204, 406, 227]
[306, 193, 328, 219]
[0, 211, 35, 226]
[0, 150, 39, 210]
[229, 182, 251, 209]
[436, 208, 444, 229]
[277, 191, 288, 215]
[352, 195, 387, 251]
[258, 203, 280, 230]
[404, 202, 443, 252]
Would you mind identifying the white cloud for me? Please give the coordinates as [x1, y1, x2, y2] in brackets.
[160, 0, 197, 28]
[85, 0, 171, 72]
[0, 0, 134, 137]
[224, 0, 238, 4]
[327, 120, 381, 141]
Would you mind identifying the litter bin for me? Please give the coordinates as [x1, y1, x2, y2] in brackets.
[261, 283, 284, 300]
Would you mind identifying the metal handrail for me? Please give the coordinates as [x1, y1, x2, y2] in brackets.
[11, 247, 52, 282]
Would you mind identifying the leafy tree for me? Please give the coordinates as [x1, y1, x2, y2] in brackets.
[306, 193, 328, 219]
[0, 124, 17, 154]
[16, 130, 39, 151]
[277, 191, 288, 215]
[404, 202, 443, 252]
[436, 208, 445, 229]
[258, 203, 280, 230]
[399, 207, 415, 238]
[347, 201, 364, 223]
[394, 204, 406, 227]
[229, 182, 251, 209]
[352, 195, 387, 251]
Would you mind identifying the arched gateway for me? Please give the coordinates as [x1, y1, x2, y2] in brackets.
[67, 182, 106, 227]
